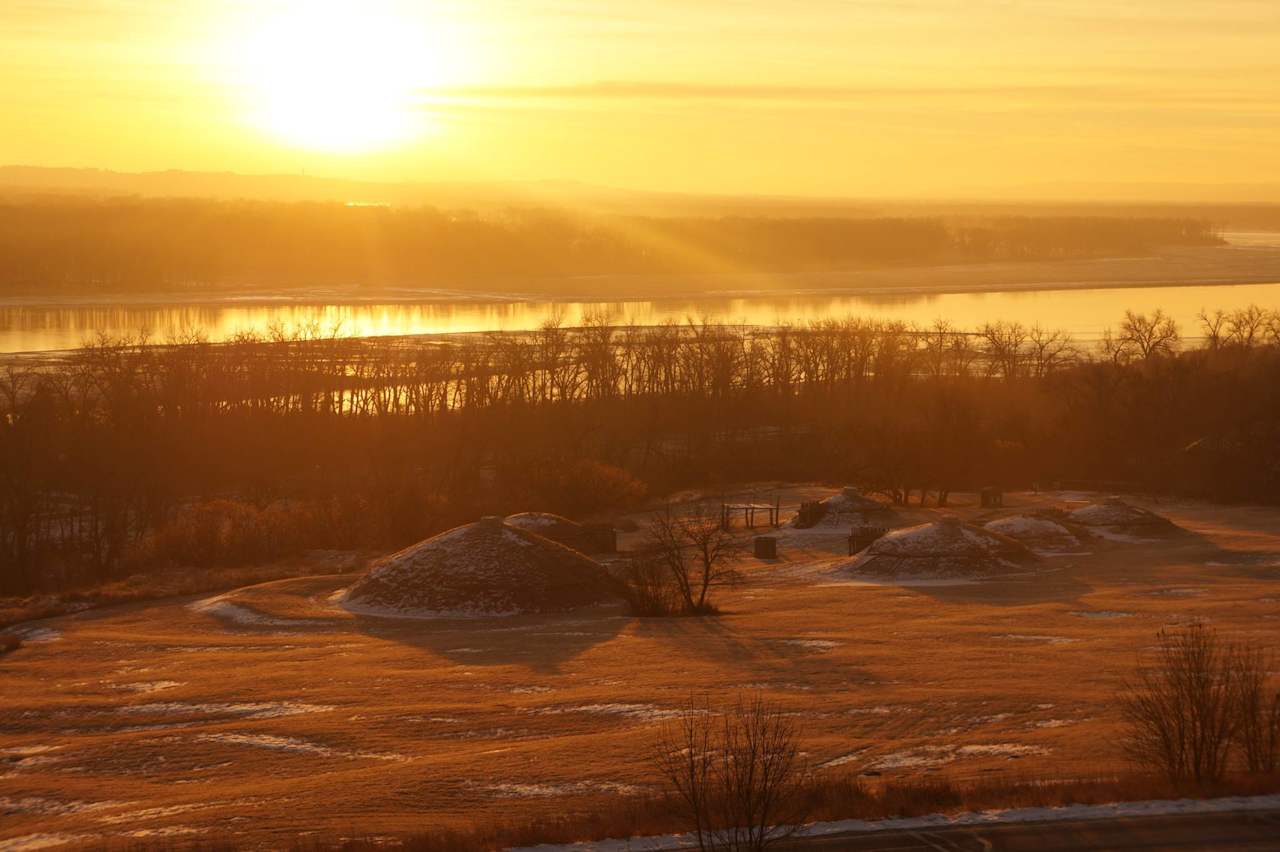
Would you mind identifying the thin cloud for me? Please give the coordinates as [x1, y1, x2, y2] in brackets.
[423, 81, 1111, 101]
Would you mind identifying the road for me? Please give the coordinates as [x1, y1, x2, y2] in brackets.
[778, 810, 1280, 850]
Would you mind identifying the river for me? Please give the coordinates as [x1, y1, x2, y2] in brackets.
[3, 280, 1279, 353]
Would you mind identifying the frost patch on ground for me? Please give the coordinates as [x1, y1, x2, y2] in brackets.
[781, 639, 839, 652]
[194, 733, 406, 762]
[0, 835, 89, 852]
[996, 634, 1078, 645]
[109, 681, 183, 693]
[0, 745, 61, 757]
[532, 704, 683, 722]
[97, 803, 207, 824]
[870, 743, 1049, 770]
[9, 626, 61, 643]
[486, 781, 643, 798]
[123, 827, 204, 839]
[1149, 588, 1205, 597]
[818, 750, 869, 769]
[118, 701, 334, 720]
[1, 796, 125, 817]
[1070, 610, 1133, 619]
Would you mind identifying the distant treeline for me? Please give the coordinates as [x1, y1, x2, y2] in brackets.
[2, 307, 1277, 596]
[0, 197, 1222, 293]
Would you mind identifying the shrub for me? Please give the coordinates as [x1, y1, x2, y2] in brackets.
[619, 555, 683, 617]
[1232, 644, 1280, 774]
[1120, 622, 1279, 784]
[130, 499, 335, 570]
[646, 504, 740, 615]
[654, 694, 809, 852]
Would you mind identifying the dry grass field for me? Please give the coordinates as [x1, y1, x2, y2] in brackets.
[3, 487, 1278, 848]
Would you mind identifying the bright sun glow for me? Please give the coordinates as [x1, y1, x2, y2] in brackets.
[236, 2, 446, 153]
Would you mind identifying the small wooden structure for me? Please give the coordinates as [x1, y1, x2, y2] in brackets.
[794, 501, 825, 529]
[848, 526, 888, 555]
[980, 487, 1004, 508]
[753, 536, 778, 559]
[720, 497, 781, 530]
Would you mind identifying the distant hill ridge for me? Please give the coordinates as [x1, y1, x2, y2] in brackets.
[5, 165, 1279, 225]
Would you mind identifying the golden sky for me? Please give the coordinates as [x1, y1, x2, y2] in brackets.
[2, 0, 1279, 198]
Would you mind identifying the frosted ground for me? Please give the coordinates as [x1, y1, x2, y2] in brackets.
[3, 488, 1279, 846]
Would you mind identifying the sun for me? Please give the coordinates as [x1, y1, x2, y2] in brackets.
[234, 2, 444, 153]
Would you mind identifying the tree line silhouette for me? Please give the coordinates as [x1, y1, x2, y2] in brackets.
[0, 197, 1222, 294]
[1, 306, 1276, 596]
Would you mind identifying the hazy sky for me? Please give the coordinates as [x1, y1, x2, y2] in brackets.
[2, 0, 1279, 198]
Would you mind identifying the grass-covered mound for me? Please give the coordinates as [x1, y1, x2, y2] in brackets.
[848, 517, 1039, 578]
[339, 518, 622, 616]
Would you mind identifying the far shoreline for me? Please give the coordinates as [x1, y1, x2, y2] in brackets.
[4, 244, 1280, 310]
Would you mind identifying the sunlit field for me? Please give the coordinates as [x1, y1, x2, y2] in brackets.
[4, 487, 1279, 845]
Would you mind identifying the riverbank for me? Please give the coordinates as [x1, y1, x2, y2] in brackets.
[3, 243, 1280, 310]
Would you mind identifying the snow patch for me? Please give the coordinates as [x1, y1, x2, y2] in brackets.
[0, 797, 124, 817]
[871, 743, 1049, 770]
[118, 701, 333, 720]
[818, 750, 869, 769]
[194, 733, 406, 762]
[781, 639, 838, 652]
[996, 634, 1078, 645]
[532, 704, 683, 722]
[110, 681, 182, 694]
[9, 626, 61, 643]
[0, 835, 89, 852]
[97, 803, 207, 825]
[486, 781, 643, 798]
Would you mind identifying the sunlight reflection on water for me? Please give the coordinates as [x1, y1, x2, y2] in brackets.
[3, 281, 1279, 352]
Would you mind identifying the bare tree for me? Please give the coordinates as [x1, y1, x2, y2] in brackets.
[1027, 325, 1077, 377]
[1198, 308, 1228, 350]
[1115, 309, 1180, 361]
[1231, 643, 1280, 774]
[655, 694, 809, 852]
[1119, 623, 1240, 784]
[980, 321, 1028, 379]
[1226, 305, 1269, 349]
[646, 503, 740, 614]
